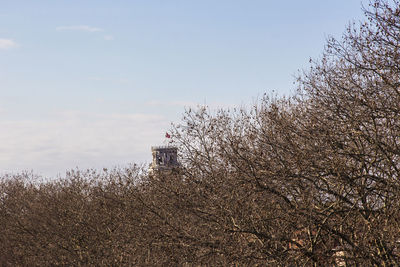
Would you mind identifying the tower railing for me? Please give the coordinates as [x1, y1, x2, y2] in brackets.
[151, 145, 177, 150]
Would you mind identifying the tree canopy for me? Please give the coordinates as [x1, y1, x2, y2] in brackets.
[1, 0, 400, 265]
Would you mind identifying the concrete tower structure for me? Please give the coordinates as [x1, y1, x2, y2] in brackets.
[148, 146, 179, 175]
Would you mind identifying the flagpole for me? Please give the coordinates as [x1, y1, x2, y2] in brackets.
[163, 132, 171, 147]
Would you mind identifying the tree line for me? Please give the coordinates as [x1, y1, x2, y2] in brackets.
[1, 0, 400, 265]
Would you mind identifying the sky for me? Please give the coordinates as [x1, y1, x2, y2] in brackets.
[1, 0, 368, 177]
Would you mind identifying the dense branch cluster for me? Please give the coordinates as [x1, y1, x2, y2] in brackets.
[1, 0, 400, 265]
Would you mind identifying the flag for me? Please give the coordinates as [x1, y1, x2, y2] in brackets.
[165, 132, 171, 138]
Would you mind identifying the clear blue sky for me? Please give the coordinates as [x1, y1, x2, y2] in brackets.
[1, 0, 367, 177]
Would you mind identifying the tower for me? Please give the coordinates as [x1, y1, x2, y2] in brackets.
[148, 146, 179, 175]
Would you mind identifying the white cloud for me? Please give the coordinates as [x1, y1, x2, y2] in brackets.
[0, 111, 170, 178]
[103, 35, 114, 41]
[146, 100, 199, 108]
[0, 39, 18, 50]
[56, 25, 103, 32]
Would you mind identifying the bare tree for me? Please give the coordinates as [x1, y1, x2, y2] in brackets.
[1, 1, 399, 266]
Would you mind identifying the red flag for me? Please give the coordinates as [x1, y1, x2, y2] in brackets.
[165, 132, 171, 138]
